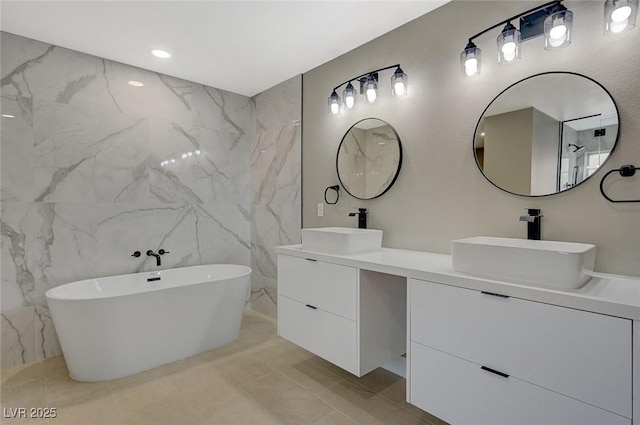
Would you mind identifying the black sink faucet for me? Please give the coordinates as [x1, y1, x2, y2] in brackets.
[146, 249, 169, 266]
[349, 208, 368, 229]
[519, 209, 542, 240]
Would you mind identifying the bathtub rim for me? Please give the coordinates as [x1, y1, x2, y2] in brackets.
[45, 264, 251, 302]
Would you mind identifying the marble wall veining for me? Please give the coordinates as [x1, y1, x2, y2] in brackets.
[0, 32, 255, 367]
[250, 76, 302, 319]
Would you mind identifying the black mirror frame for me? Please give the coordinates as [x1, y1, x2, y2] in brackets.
[336, 118, 403, 200]
[473, 71, 620, 198]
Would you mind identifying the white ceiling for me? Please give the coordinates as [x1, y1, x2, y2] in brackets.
[1, 1, 448, 97]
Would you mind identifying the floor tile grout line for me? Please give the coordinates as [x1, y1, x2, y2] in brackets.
[240, 367, 337, 425]
[218, 370, 287, 425]
[297, 378, 377, 425]
[166, 377, 208, 425]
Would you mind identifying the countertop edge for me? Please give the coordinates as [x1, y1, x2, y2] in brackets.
[275, 245, 640, 321]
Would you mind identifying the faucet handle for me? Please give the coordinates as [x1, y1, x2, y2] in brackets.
[158, 249, 170, 255]
[131, 251, 141, 257]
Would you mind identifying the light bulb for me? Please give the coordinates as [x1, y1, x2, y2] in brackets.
[548, 24, 568, 47]
[549, 24, 567, 40]
[393, 82, 405, 96]
[366, 87, 377, 103]
[464, 58, 478, 76]
[195, 150, 201, 155]
[187, 151, 193, 156]
[612, 5, 632, 21]
[501, 42, 517, 62]
[330, 102, 340, 114]
[170, 159, 176, 163]
[345, 95, 355, 109]
[610, 18, 629, 32]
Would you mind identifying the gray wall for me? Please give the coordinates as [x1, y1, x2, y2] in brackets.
[1, 32, 254, 367]
[303, 1, 640, 276]
[250, 76, 302, 319]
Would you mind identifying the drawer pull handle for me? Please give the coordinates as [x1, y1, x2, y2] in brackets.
[481, 366, 509, 379]
[305, 258, 317, 262]
[481, 291, 509, 299]
[305, 304, 318, 310]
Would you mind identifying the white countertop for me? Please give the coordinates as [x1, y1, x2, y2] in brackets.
[275, 244, 640, 321]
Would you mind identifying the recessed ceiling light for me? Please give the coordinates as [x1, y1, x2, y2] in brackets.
[128, 80, 144, 87]
[1, 114, 15, 118]
[150, 49, 171, 59]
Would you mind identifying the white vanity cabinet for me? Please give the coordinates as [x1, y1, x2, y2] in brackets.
[408, 278, 633, 425]
[277, 254, 406, 377]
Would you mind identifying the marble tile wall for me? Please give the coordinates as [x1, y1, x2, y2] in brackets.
[250, 76, 302, 318]
[0, 32, 255, 367]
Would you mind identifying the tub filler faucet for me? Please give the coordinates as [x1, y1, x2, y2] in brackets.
[146, 249, 169, 266]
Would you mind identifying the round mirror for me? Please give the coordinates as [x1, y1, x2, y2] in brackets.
[337, 118, 403, 200]
[474, 72, 619, 197]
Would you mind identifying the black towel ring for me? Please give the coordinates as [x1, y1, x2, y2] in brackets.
[324, 185, 340, 205]
[599, 165, 640, 203]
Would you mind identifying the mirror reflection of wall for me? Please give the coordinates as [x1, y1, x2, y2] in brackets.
[479, 107, 559, 195]
[337, 118, 402, 200]
[474, 72, 619, 197]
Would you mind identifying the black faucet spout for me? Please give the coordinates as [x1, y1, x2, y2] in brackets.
[348, 208, 368, 229]
[146, 250, 161, 266]
[519, 208, 542, 240]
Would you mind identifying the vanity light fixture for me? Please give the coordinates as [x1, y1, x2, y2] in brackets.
[342, 82, 357, 109]
[544, 2, 573, 49]
[461, 0, 573, 77]
[391, 66, 408, 96]
[363, 74, 378, 103]
[604, 0, 638, 34]
[497, 22, 521, 64]
[460, 41, 482, 78]
[328, 90, 341, 115]
[327, 64, 407, 115]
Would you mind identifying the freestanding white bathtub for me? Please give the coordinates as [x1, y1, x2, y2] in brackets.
[45, 264, 251, 382]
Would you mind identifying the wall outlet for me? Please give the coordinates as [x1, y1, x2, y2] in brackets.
[317, 203, 324, 217]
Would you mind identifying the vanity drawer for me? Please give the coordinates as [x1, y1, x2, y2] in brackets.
[278, 295, 358, 375]
[409, 342, 630, 425]
[409, 278, 632, 418]
[278, 255, 357, 320]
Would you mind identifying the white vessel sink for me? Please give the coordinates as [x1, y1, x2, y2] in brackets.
[302, 227, 383, 255]
[452, 236, 596, 289]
